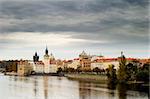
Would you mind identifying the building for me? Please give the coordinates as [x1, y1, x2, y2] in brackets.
[33, 52, 45, 74]
[49, 53, 55, 62]
[18, 60, 33, 76]
[56, 59, 64, 69]
[1, 60, 18, 73]
[43, 47, 58, 73]
[33, 52, 39, 62]
[33, 61, 44, 73]
[67, 59, 80, 69]
[43, 47, 50, 73]
[79, 51, 91, 72]
[49, 53, 57, 73]
[91, 58, 119, 70]
[49, 64, 57, 73]
[102, 61, 119, 70]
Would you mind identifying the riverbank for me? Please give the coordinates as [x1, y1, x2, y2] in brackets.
[4, 72, 18, 76]
[66, 74, 149, 86]
[66, 74, 108, 83]
[3, 72, 64, 76]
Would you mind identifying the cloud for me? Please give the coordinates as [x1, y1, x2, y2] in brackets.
[0, 0, 148, 33]
[0, 32, 109, 49]
[0, 0, 149, 59]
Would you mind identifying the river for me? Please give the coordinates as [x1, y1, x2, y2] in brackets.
[0, 74, 149, 99]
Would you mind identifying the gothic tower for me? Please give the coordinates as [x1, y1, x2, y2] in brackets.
[43, 47, 50, 73]
[33, 52, 39, 62]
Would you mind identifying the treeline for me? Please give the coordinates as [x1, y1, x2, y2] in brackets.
[57, 67, 107, 74]
[107, 54, 149, 83]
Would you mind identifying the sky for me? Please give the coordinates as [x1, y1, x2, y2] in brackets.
[0, 0, 149, 60]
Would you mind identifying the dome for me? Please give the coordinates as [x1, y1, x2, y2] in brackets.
[79, 51, 88, 57]
[49, 53, 55, 60]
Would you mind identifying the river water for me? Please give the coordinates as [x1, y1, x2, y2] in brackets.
[0, 74, 148, 99]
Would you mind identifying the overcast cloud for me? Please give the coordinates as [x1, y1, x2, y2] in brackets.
[0, 0, 149, 60]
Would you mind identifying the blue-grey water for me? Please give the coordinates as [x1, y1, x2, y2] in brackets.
[0, 74, 148, 99]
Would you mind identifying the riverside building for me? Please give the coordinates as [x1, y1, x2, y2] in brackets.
[79, 51, 91, 72]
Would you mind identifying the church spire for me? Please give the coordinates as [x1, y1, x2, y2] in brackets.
[45, 46, 48, 55]
[35, 52, 37, 56]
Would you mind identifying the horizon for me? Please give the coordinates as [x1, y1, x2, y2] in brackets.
[0, 47, 149, 61]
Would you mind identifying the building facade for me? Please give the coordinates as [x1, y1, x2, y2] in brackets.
[91, 61, 119, 70]
[43, 47, 50, 73]
[18, 60, 33, 76]
[79, 51, 91, 72]
[43, 47, 58, 73]
[33, 61, 44, 73]
[67, 59, 80, 69]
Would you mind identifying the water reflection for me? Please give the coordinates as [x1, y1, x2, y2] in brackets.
[33, 76, 37, 97]
[107, 81, 117, 90]
[43, 76, 48, 99]
[0, 75, 148, 99]
[117, 84, 127, 99]
[79, 82, 92, 99]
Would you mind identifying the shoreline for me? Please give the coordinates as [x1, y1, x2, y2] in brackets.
[65, 74, 149, 85]
[3, 72, 64, 77]
[66, 74, 108, 83]
[2, 72, 149, 86]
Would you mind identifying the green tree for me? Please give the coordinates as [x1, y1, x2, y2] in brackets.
[117, 52, 127, 83]
[136, 63, 149, 82]
[126, 62, 137, 81]
[107, 64, 117, 83]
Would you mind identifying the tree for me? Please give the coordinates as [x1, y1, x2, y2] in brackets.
[63, 67, 68, 73]
[107, 64, 117, 83]
[68, 68, 75, 73]
[76, 66, 82, 73]
[93, 67, 100, 74]
[126, 62, 137, 81]
[136, 63, 149, 82]
[57, 67, 63, 74]
[117, 52, 127, 83]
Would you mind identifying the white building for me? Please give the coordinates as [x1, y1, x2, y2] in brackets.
[43, 47, 58, 73]
[91, 60, 119, 70]
[33, 61, 44, 73]
[49, 64, 57, 73]
[91, 62, 104, 70]
[43, 47, 50, 73]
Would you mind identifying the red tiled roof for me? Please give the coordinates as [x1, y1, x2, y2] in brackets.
[74, 58, 79, 60]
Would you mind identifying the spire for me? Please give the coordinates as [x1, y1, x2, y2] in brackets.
[121, 51, 123, 56]
[45, 46, 48, 55]
[121, 51, 125, 59]
[35, 52, 37, 56]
